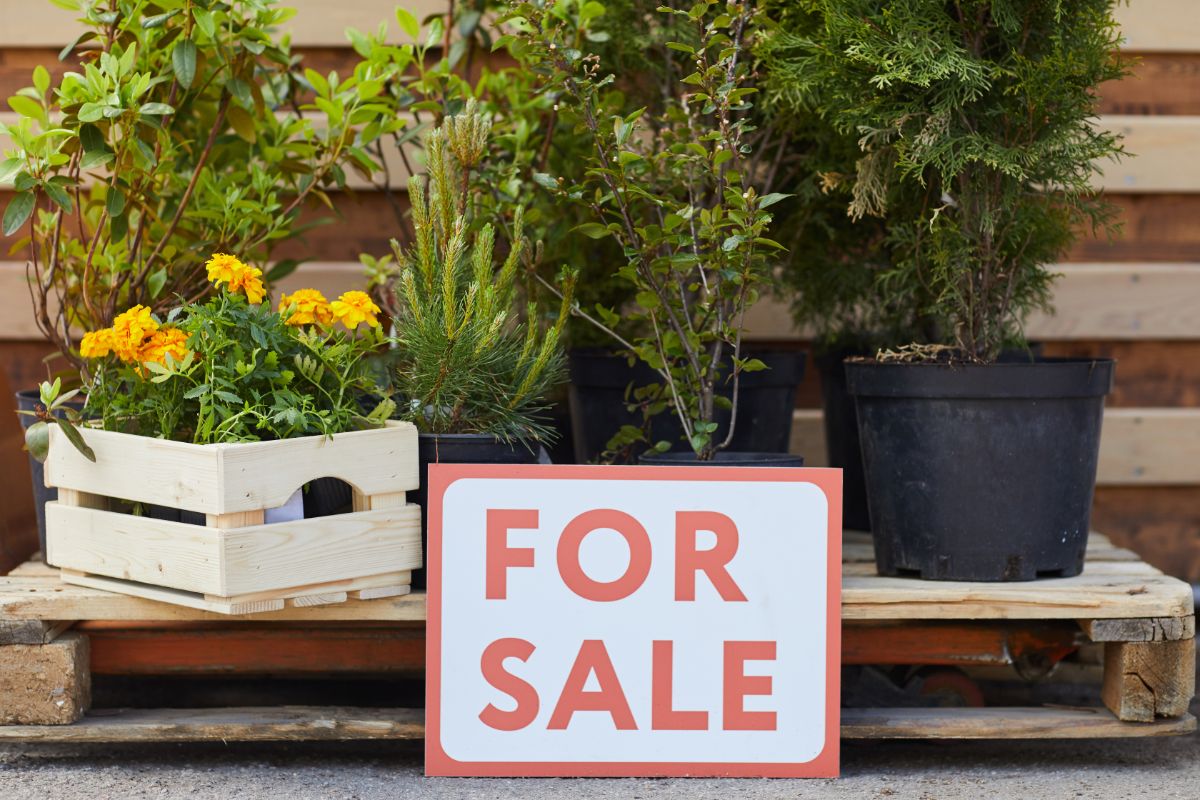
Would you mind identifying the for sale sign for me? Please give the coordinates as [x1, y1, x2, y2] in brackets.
[425, 464, 841, 778]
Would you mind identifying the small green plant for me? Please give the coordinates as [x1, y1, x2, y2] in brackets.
[509, 0, 783, 459]
[19, 378, 95, 464]
[781, 0, 1128, 360]
[387, 103, 574, 442]
[2, 0, 403, 367]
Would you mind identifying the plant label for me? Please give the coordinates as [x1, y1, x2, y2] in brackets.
[425, 464, 841, 778]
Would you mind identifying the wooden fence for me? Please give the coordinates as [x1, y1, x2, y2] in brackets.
[0, 0, 1198, 578]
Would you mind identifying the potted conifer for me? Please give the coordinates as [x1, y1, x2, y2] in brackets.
[383, 103, 574, 585]
[795, 0, 1126, 579]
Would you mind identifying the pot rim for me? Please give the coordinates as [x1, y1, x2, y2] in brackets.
[845, 357, 1115, 400]
[638, 451, 806, 466]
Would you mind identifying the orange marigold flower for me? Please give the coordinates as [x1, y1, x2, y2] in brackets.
[110, 305, 159, 362]
[330, 291, 381, 329]
[279, 288, 333, 327]
[137, 327, 190, 367]
[79, 328, 116, 359]
[233, 269, 266, 305]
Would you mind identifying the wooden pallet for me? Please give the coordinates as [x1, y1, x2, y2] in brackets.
[0, 532, 1193, 740]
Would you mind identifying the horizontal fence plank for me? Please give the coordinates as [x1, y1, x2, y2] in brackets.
[0, 1, 1185, 51]
[0, 0, 447, 48]
[1114, 0, 1200, 53]
[790, 407, 1200, 487]
[1, 262, 1197, 342]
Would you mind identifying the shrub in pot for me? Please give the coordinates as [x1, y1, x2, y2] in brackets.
[511, 0, 802, 468]
[794, 0, 1126, 580]
[382, 105, 574, 586]
[3, 0, 402, 546]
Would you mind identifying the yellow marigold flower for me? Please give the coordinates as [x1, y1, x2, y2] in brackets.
[206, 253, 247, 288]
[110, 305, 159, 362]
[233, 269, 266, 305]
[79, 328, 116, 359]
[279, 288, 333, 327]
[330, 291, 381, 329]
[137, 327, 190, 367]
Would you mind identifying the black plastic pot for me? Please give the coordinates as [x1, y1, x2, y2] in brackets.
[814, 349, 872, 532]
[413, 433, 541, 588]
[846, 358, 1114, 581]
[638, 451, 805, 467]
[15, 389, 89, 559]
[568, 349, 806, 464]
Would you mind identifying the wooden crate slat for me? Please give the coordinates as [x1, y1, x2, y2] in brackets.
[45, 424, 418, 515]
[0, 0, 448, 48]
[790, 406, 1200, 486]
[841, 708, 1197, 739]
[1114, 0, 1200, 53]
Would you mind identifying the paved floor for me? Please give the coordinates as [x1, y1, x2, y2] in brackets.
[1, 732, 1197, 799]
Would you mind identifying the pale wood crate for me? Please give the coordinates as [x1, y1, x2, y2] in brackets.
[42, 423, 422, 615]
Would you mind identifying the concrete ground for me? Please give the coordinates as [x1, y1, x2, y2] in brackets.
[1, 731, 1198, 799]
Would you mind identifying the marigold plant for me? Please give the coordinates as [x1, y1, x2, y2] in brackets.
[76, 253, 390, 446]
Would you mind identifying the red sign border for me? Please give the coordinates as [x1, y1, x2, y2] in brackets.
[425, 463, 842, 778]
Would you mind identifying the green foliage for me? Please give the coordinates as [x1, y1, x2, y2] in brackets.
[84, 291, 389, 445]
[2, 0, 404, 366]
[387, 104, 574, 442]
[777, 0, 1128, 360]
[509, 0, 780, 459]
[18, 378, 94, 463]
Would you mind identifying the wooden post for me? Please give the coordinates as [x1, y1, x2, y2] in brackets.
[1102, 638, 1196, 721]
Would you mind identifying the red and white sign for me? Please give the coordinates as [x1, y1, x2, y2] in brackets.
[425, 464, 841, 778]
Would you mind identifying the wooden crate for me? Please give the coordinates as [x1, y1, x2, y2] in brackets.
[41, 423, 422, 614]
[0, 531, 1193, 739]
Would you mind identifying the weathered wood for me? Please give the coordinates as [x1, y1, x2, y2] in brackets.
[1093, 487, 1200, 583]
[81, 622, 427, 676]
[1083, 616, 1196, 642]
[841, 708, 1197, 740]
[0, 619, 69, 645]
[0, 706, 424, 742]
[1102, 639, 1196, 721]
[0, 576, 427, 622]
[0, 705, 1189, 742]
[1114, 0, 1200, 53]
[0, 632, 90, 725]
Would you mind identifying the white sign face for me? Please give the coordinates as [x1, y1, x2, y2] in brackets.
[425, 464, 841, 778]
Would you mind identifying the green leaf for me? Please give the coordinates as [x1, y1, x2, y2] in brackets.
[32, 66, 50, 96]
[59, 31, 95, 61]
[172, 39, 197, 89]
[57, 418, 96, 463]
[532, 172, 559, 190]
[146, 267, 168, 299]
[226, 78, 253, 109]
[395, 7, 420, 39]
[721, 234, 744, 252]
[739, 358, 768, 373]
[2, 192, 35, 236]
[105, 187, 125, 217]
[24, 421, 49, 463]
[7, 95, 43, 119]
[758, 192, 791, 209]
[142, 9, 181, 29]
[193, 8, 216, 39]
[43, 180, 73, 212]
[689, 433, 710, 453]
[579, 1, 607, 25]
[138, 102, 175, 116]
[573, 222, 610, 239]
[77, 102, 105, 123]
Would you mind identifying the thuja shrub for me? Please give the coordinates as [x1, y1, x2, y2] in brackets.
[789, 0, 1128, 360]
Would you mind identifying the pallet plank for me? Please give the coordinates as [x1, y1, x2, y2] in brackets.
[841, 708, 1197, 739]
[0, 705, 1190, 742]
[1101, 639, 1196, 721]
[0, 706, 424, 742]
[1083, 616, 1196, 642]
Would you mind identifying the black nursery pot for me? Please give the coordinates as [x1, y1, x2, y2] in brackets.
[814, 349, 872, 532]
[15, 389, 88, 559]
[846, 358, 1114, 582]
[413, 433, 541, 588]
[638, 451, 805, 467]
[568, 349, 806, 464]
